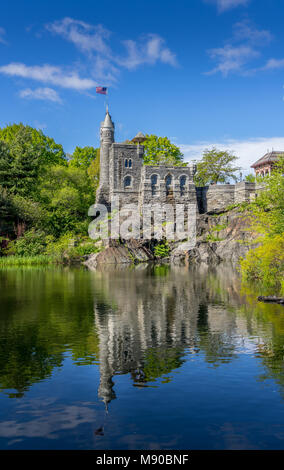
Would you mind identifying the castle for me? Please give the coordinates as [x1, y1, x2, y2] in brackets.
[96, 109, 262, 216]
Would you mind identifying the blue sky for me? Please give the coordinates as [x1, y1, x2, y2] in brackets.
[1, 0, 284, 170]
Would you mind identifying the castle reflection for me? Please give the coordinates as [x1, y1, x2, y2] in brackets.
[0, 264, 283, 404]
[91, 264, 265, 407]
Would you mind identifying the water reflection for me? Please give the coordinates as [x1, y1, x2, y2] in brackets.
[89, 264, 284, 406]
[0, 264, 284, 401]
[0, 264, 284, 449]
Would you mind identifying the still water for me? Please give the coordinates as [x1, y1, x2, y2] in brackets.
[0, 264, 284, 450]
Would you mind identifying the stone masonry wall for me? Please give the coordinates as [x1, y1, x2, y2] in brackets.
[234, 182, 256, 204]
[139, 165, 196, 206]
[205, 185, 235, 213]
[109, 143, 144, 206]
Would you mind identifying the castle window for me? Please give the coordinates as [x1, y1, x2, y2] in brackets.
[124, 176, 131, 188]
[180, 175, 186, 195]
[151, 174, 158, 196]
[129, 159, 132, 168]
[165, 174, 172, 196]
[125, 159, 128, 167]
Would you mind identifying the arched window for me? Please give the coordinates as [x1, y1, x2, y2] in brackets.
[124, 176, 131, 188]
[151, 174, 158, 196]
[125, 159, 128, 168]
[165, 174, 172, 196]
[129, 159, 132, 168]
[180, 175, 186, 195]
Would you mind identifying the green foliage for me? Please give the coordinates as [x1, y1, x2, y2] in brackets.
[0, 123, 66, 167]
[69, 146, 98, 169]
[205, 234, 224, 242]
[87, 149, 100, 194]
[0, 125, 43, 197]
[240, 158, 284, 293]
[0, 188, 17, 237]
[0, 255, 53, 267]
[8, 230, 54, 257]
[211, 223, 228, 232]
[194, 147, 242, 186]
[240, 235, 284, 293]
[44, 232, 75, 260]
[141, 134, 184, 166]
[44, 233, 101, 262]
[38, 165, 94, 237]
[0, 123, 101, 263]
[249, 158, 284, 236]
[245, 173, 256, 182]
[154, 240, 170, 258]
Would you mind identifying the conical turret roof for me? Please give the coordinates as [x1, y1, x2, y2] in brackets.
[132, 132, 146, 143]
[103, 109, 114, 128]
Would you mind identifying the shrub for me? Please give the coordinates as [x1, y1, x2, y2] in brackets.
[154, 241, 170, 258]
[240, 234, 284, 293]
[9, 230, 54, 257]
[206, 234, 224, 242]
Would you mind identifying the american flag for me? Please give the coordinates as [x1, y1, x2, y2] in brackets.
[96, 86, 107, 95]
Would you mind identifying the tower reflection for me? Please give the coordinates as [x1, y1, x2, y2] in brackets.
[92, 264, 244, 407]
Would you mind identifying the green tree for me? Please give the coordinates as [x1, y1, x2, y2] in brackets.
[0, 140, 13, 190]
[0, 123, 67, 167]
[0, 188, 17, 238]
[39, 165, 94, 236]
[0, 126, 42, 198]
[87, 149, 100, 195]
[194, 147, 242, 186]
[141, 134, 184, 166]
[245, 173, 256, 183]
[249, 157, 284, 236]
[69, 146, 98, 169]
[240, 157, 284, 292]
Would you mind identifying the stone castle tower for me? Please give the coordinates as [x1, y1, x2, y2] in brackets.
[95, 109, 258, 214]
[96, 107, 115, 206]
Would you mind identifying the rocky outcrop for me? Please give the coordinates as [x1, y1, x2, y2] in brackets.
[84, 208, 258, 269]
[84, 239, 154, 269]
[172, 208, 259, 266]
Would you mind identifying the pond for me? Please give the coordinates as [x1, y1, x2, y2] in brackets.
[0, 263, 284, 450]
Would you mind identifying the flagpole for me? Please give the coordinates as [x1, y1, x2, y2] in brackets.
[96, 86, 108, 111]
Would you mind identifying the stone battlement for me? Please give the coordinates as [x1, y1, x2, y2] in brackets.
[96, 110, 260, 216]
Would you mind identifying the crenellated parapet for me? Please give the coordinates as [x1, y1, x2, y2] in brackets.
[95, 110, 262, 218]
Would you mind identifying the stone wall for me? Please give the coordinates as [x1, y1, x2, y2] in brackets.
[195, 182, 260, 214]
[139, 165, 196, 206]
[205, 185, 235, 213]
[109, 143, 144, 206]
[234, 182, 256, 204]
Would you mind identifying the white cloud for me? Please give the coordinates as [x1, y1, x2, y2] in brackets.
[0, 18, 177, 101]
[205, 0, 249, 12]
[207, 45, 258, 76]
[0, 63, 97, 90]
[261, 58, 284, 71]
[46, 17, 111, 56]
[180, 137, 284, 172]
[233, 20, 272, 46]
[0, 27, 7, 45]
[118, 34, 177, 69]
[207, 20, 272, 76]
[45, 17, 177, 81]
[19, 87, 62, 103]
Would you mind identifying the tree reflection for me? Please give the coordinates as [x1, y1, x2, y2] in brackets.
[0, 264, 283, 405]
